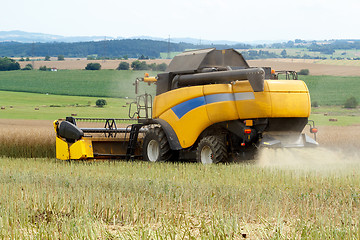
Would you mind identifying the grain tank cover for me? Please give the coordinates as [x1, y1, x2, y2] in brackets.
[166, 48, 249, 73]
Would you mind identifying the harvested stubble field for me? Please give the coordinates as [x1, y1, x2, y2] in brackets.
[1, 119, 359, 158]
[19, 59, 171, 71]
[0, 120, 360, 238]
[248, 59, 360, 76]
[19, 58, 360, 76]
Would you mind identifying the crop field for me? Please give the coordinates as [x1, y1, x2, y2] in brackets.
[17, 57, 360, 76]
[243, 48, 360, 60]
[1, 144, 360, 239]
[248, 59, 360, 76]
[0, 70, 156, 99]
[1, 61, 360, 239]
[300, 75, 360, 105]
[0, 91, 133, 120]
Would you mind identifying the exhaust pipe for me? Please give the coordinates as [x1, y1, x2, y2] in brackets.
[172, 68, 265, 92]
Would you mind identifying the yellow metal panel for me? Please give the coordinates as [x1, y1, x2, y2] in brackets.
[144, 77, 157, 83]
[232, 80, 310, 119]
[69, 139, 94, 160]
[206, 101, 238, 123]
[245, 120, 253, 126]
[232, 81, 272, 119]
[232, 80, 258, 93]
[267, 80, 310, 117]
[203, 84, 238, 123]
[235, 91, 272, 119]
[153, 86, 204, 118]
[203, 83, 232, 95]
[56, 137, 69, 160]
[271, 93, 310, 117]
[159, 106, 211, 149]
[266, 80, 308, 93]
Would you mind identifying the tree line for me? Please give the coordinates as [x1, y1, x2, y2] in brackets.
[1, 38, 359, 61]
[0, 39, 252, 59]
[0, 56, 168, 71]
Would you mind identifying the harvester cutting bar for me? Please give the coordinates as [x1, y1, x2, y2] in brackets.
[80, 128, 147, 134]
[72, 118, 136, 122]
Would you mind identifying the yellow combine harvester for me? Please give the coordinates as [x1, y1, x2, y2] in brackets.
[54, 48, 318, 163]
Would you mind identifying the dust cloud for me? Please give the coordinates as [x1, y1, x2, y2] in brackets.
[256, 147, 360, 172]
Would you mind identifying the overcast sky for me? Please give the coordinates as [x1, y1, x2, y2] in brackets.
[2, 0, 359, 42]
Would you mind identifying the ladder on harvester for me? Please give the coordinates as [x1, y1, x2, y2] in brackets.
[125, 94, 153, 160]
[125, 123, 143, 160]
[128, 93, 152, 120]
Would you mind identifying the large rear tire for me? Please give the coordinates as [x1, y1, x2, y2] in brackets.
[196, 135, 228, 164]
[143, 127, 173, 162]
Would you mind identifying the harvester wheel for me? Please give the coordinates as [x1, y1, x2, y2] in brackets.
[143, 127, 173, 162]
[196, 135, 227, 164]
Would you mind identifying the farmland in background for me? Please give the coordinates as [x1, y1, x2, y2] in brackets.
[1, 90, 359, 124]
[301, 75, 359, 105]
[0, 91, 131, 120]
[238, 48, 360, 60]
[1, 70, 359, 105]
[0, 70, 156, 99]
[248, 59, 360, 76]
[18, 58, 171, 70]
[17, 56, 360, 75]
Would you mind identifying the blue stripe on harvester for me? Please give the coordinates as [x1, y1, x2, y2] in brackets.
[172, 96, 206, 119]
[171, 92, 254, 119]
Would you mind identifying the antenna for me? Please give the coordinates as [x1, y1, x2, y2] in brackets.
[31, 42, 35, 68]
[103, 36, 107, 62]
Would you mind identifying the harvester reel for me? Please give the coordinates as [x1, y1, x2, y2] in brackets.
[196, 135, 228, 164]
[143, 127, 173, 162]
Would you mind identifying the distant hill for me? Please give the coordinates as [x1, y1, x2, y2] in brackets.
[0, 30, 242, 45]
[0, 39, 252, 58]
[0, 30, 117, 43]
[1, 31, 359, 60]
[131, 36, 241, 45]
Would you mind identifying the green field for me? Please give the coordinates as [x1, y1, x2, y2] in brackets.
[300, 75, 360, 105]
[0, 70, 359, 106]
[0, 70, 156, 99]
[0, 91, 134, 120]
[1, 156, 359, 239]
[1, 91, 359, 125]
[310, 106, 360, 126]
[1, 71, 360, 125]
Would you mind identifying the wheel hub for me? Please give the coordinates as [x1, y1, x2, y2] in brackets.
[147, 139, 160, 162]
[200, 146, 213, 164]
